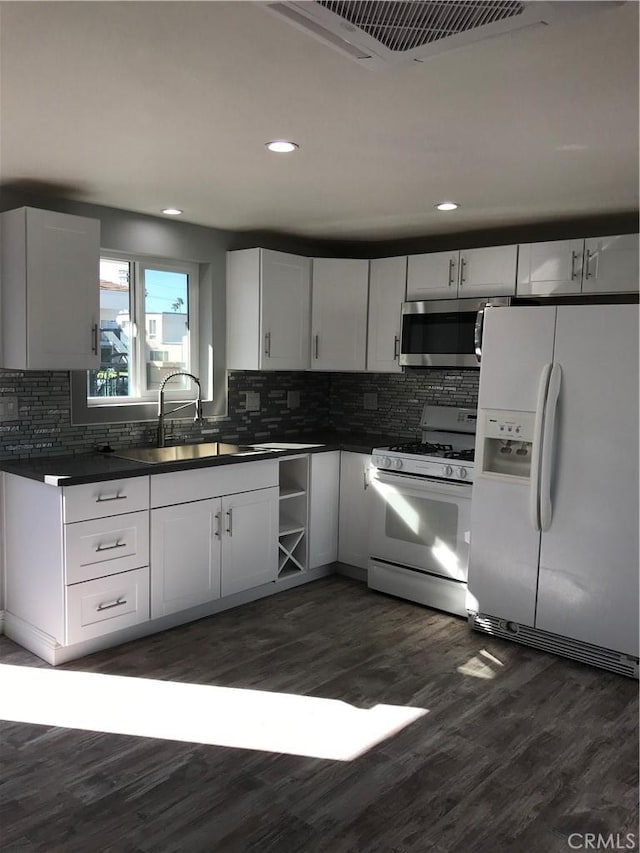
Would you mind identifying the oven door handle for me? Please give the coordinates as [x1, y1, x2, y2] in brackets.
[373, 470, 472, 495]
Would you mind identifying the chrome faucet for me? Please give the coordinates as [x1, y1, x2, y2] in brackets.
[157, 371, 203, 447]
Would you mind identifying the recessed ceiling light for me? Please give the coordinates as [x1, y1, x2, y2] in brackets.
[435, 201, 460, 211]
[161, 208, 183, 216]
[265, 140, 299, 153]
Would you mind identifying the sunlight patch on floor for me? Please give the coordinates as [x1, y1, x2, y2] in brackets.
[0, 664, 427, 760]
[457, 648, 504, 679]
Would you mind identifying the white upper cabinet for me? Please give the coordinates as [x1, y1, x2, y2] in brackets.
[582, 234, 639, 294]
[367, 256, 406, 373]
[458, 245, 518, 297]
[517, 235, 638, 297]
[407, 251, 458, 300]
[1, 207, 100, 370]
[226, 248, 311, 371]
[310, 258, 369, 371]
[407, 245, 516, 300]
[517, 239, 585, 296]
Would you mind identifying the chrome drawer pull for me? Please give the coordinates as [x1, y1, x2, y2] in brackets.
[95, 493, 127, 503]
[96, 597, 127, 612]
[95, 540, 126, 553]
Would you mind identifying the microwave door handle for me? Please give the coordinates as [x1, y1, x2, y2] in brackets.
[474, 306, 486, 362]
[539, 364, 562, 531]
[530, 363, 552, 532]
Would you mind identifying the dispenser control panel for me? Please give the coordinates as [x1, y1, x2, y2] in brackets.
[478, 409, 536, 482]
[483, 410, 535, 442]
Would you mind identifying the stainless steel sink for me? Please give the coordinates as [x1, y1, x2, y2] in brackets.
[111, 442, 268, 464]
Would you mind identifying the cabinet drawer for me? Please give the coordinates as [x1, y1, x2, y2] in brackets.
[65, 567, 149, 645]
[63, 477, 149, 523]
[65, 511, 149, 585]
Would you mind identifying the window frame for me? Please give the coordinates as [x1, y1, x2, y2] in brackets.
[71, 251, 217, 426]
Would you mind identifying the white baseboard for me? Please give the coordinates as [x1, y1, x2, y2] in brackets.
[3, 564, 336, 666]
[4, 613, 62, 665]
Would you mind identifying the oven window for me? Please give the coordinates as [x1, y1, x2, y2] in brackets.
[385, 495, 458, 549]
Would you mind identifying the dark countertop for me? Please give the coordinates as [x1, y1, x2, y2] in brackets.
[0, 431, 402, 486]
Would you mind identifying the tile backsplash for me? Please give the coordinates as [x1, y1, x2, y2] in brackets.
[0, 368, 478, 460]
[330, 369, 479, 438]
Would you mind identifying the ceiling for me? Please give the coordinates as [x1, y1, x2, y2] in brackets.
[1, 1, 638, 242]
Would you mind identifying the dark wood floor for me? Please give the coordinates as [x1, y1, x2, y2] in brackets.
[1, 576, 638, 853]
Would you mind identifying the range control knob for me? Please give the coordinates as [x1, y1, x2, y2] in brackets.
[382, 456, 392, 469]
[459, 467, 468, 480]
[393, 458, 403, 470]
[444, 464, 453, 478]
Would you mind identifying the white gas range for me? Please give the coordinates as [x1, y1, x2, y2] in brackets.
[368, 405, 477, 617]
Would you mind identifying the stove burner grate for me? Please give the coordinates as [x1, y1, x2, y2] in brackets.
[443, 449, 475, 462]
[387, 442, 454, 455]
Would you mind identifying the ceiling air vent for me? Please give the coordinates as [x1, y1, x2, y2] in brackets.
[266, 1, 624, 68]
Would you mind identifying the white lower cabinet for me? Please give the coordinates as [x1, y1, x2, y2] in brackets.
[151, 498, 222, 618]
[308, 451, 340, 568]
[277, 455, 310, 579]
[66, 567, 150, 645]
[221, 488, 279, 597]
[3, 473, 151, 653]
[338, 452, 372, 569]
[150, 484, 279, 617]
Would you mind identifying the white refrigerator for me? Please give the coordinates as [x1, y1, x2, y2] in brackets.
[468, 303, 639, 672]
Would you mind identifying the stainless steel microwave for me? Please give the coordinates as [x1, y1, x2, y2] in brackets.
[400, 297, 512, 368]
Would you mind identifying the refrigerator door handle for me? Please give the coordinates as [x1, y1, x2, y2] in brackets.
[474, 306, 486, 363]
[539, 363, 562, 531]
[530, 363, 552, 531]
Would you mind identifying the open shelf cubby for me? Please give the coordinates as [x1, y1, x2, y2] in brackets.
[277, 455, 309, 579]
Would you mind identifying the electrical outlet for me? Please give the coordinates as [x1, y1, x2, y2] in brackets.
[245, 391, 260, 412]
[287, 390, 300, 409]
[0, 396, 19, 421]
[363, 392, 378, 411]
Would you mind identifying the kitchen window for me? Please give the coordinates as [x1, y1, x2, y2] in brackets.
[88, 254, 198, 403]
[70, 252, 212, 425]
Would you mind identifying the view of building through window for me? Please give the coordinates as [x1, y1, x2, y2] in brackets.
[88, 258, 191, 400]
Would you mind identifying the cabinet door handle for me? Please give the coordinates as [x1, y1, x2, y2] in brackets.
[214, 512, 221, 538]
[95, 493, 127, 503]
[264, 332, 271, 357]
[226, 509, 233, 536]
[584, 249, 592, 279]
[448, 258, 456, 287]
[570, 250, 582, 280]
[96, 597, 127, 612]
[95, 540, 126, 553]
[91, 323, 99, 355]
[393, 335, 400, 359]
[363, 468, 369, 490]
[459, 256, 466, 286]
[314, 335, 319, 360]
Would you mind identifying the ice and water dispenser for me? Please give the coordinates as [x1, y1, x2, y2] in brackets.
[477, 409, 535, 481]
